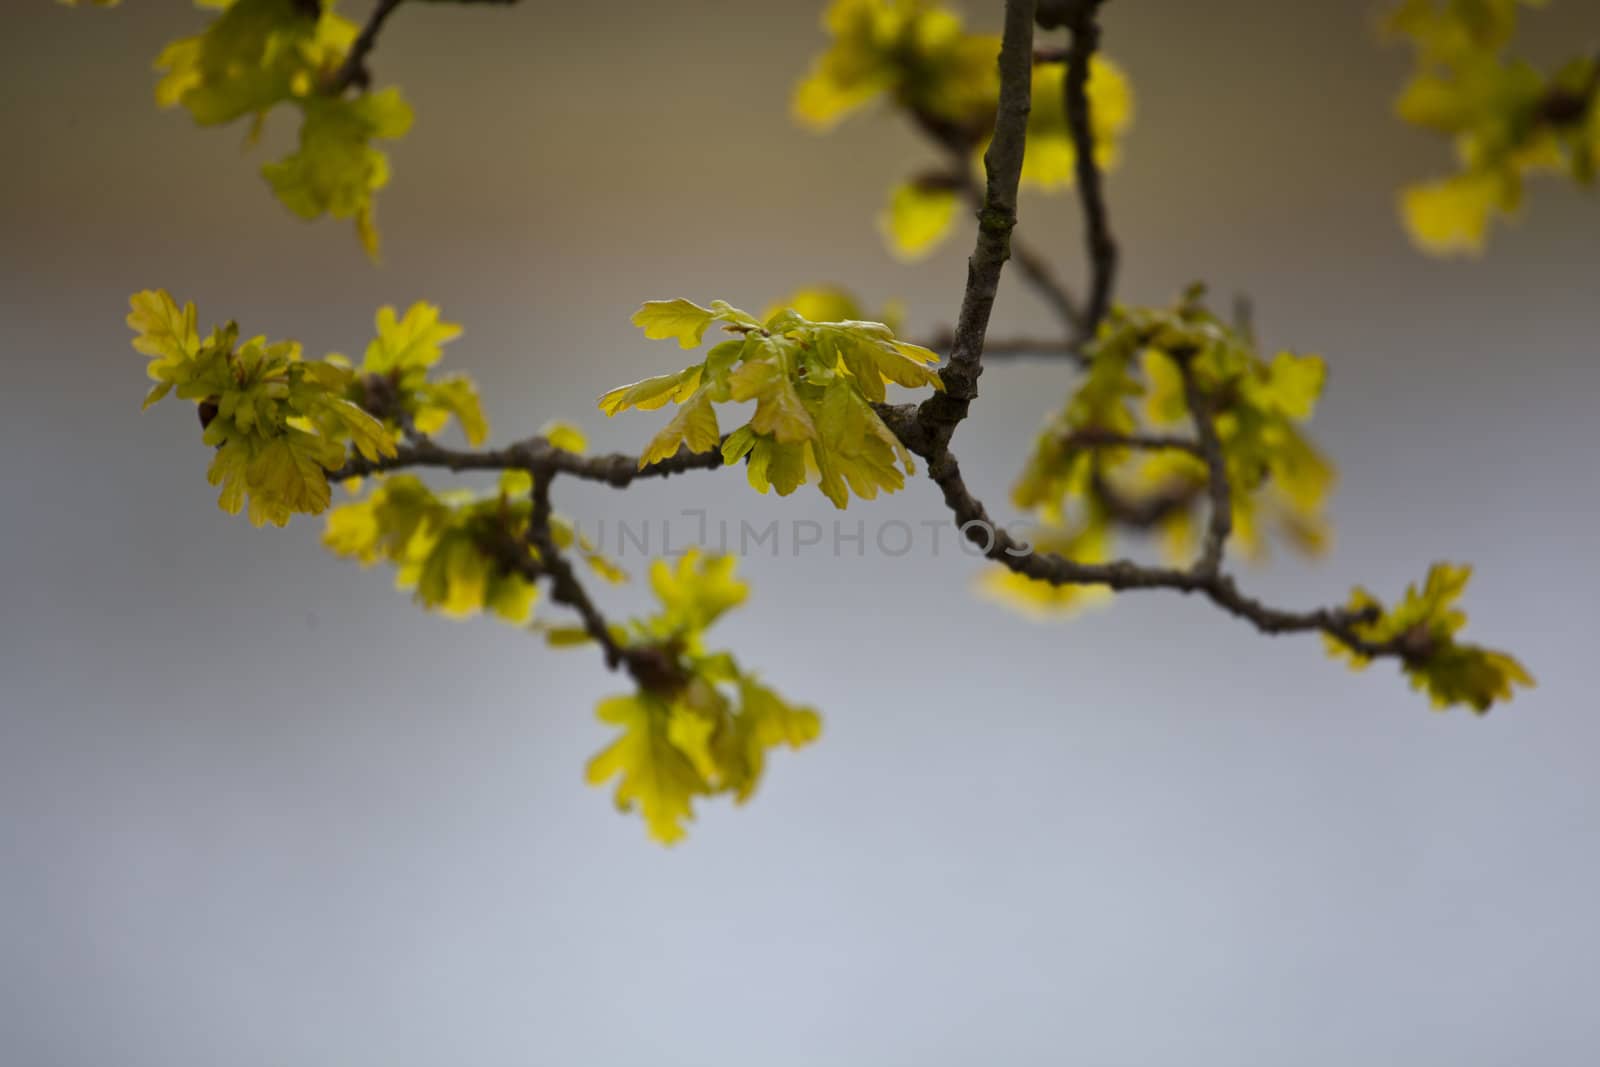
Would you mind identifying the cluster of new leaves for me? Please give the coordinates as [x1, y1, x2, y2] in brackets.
[325, 473, 539, 623]
[335, 302, 488, 446]
[131, 291, 496, 526]
[1327, 563, 1534, 711]
[584, 551, 821, 844]
[794, 0, 1134, 259]
[324, 454, 623, 625]
[131, 290, 397, 526]
[601, 298, 943, 508]
[1390, 0, 1600, 254]
[993, 288, 1332, 613]
[794, 0, 1001, 132]
[147, 0, 411, 257]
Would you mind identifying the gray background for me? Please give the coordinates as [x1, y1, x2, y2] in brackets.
[3, 1, 1597, 1064]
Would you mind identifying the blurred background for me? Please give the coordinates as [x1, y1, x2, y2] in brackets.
[3, 1, 1598, 1064]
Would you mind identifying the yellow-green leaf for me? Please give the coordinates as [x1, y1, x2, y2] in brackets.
[881, 181, 961, 260]
[586, 694, 706, 845]
[640, 391, 721, 468]
[262, 89, 414, 259]
[542, 419, 588, 455]
[631, 299, 717, 349]
[1401, 173, 1503, 256]
[364, 302, 462, 373]
[598, 365, 703, 416]
[128, 289, 200, 381]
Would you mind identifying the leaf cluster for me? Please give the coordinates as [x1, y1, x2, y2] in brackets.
[583, 552, 821, 844]
[1326, 562, 1535, 711]
[335, 302, 488, 447]
[601, 298, 943, 508]
[153, 0, 412, 256]
[1390, 0, 1600, 254]
[131, 290, 396, 526]
[794, 0, 1134, 260]
[131, 292, 500, 528]
[324, 433, 622, 622]
[998, 288, 1332, 614]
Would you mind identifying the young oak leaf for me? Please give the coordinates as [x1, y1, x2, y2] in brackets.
[598, 365, 704, 417]
[812, 321, 942, 399]
[244, 429, 346, 518]
[881, 179, 962, 260]
[586, 693, 708, 845]
[719, 677, 823, 803]
[630, 299, 758, 349]
[1401, 172, 1507, 255]
[647, 550, 748, 641]
[541, 419, 589, 455]
[721, 428, 812, 497]
[730, 356, 817, 443]
[365, 301, 463, 372]
[641, 390, 720, 468]
[128, 289, 202, 407]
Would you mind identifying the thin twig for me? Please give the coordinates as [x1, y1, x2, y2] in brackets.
[523, 472, 630, 672]
[324, 0, 406, 94]
[324, 0, 521, 95]
[914, 0, 1039, 448]
[330, 434, 726, 485]
[1231, 293, 1256, 346]
[915, 330, 1084, 362]
[1177, 356, 1232, 576]
[876, 404, 1390, 656]
[1063, 0, 1118, 338]
[524, 467, 690, 692]
[1089, 466, 1204, 529]
[908, 120, 1086, 340]
[1064, 427, 1205, 457]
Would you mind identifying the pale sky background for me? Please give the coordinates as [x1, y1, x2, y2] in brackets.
[2, 2, 1598, 1065]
